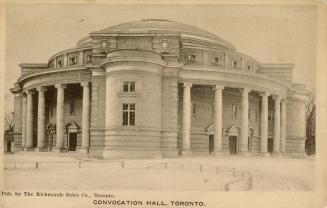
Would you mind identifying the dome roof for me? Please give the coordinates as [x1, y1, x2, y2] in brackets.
[89, 19, 235, 50]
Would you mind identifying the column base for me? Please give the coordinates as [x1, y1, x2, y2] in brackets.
[35, 147, 48, 152]
[238, 151, 251, 156]
[212, 150, 226, 156]
[47, 147, 54, 152]
[53, 147, 68, 153]
[78, 147, 89, 154]
[24, 147, 35, 151]
[18, 146, 25, 151]
[161, 150, 179, 158]
[287, 152, 307, 158]
[258, 152, 270, 157]
[271, 152, 281, 157]
[181, 150, 192, 157]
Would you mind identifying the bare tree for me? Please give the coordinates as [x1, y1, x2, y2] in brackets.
[305, 94, 315, 155]
[4, 112, 14, 132]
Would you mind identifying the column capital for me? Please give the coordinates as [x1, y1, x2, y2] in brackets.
[183, 82, 192, 88]
[14, 93, 22, 97]
[272, 94, 281, 101]
[55, 84, 67, 89]
[26, 89, 35, 95]
[240, 87, 251, 94]
[260, 91, 270, 97]
[214, 84, 225, 90]
[81, 82, 89, 87]
[36, 86, 47, 92]
[281, 97, 287, 103]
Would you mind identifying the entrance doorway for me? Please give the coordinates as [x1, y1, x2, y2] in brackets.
[209, 135, 214, 154]
[229, 136, 238, 154]
[268, 138, 273, 153]
[6, 141, 11, 152]
[68, 133, 77, 151]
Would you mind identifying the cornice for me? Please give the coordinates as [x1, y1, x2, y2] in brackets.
[47, 46, 92, 62]
[19, 63, 48, 68]
[18, 66, 89, 83]
[181, 66, 291, 89]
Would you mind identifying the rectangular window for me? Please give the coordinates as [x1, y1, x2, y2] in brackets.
[49, 104, 53, 118]
[129, 82, 135, 92]
[192, 102, 197, 114]
[84, 51, 92, 63]
[49, 61, 55, 69]
[232, 61, 238, 68]
[68, 55, 78, 66]
[232, 105, 238, 119]
[268, 111, 274, 122]
[70, 101, 75, 115]
[122, 103, 136, 126]
[212, 57, 222, 65]
[57, 59, 63, 67]
[187, 54, 197, 63]
[123, 81, 135, 92]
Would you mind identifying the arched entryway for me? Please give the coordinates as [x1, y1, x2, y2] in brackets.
[65, 122, 80, 151]
[205, 124, 215, 154]
[248, 127, 254, 152]
[227, 125, 240, 155]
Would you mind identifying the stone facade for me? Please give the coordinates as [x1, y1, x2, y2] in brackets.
[10, 19, 309, 158]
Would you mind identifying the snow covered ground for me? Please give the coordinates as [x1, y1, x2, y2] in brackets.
[3, 152, 315, 191]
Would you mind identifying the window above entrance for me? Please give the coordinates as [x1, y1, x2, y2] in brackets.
[123, 81, 135, 92]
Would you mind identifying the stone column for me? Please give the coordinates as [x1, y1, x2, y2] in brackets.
[280, 98, 287, 154]
[25, 90, 34, 150]
[80, 82, 90, 153]
[225, 54, 230, 70]
[260, 91, 270, 156]
[182, 82, 192, 155]
[241, 57, 246, 71]
[78, 51, 84, 65]
[214, 84, 224, 154]
[55, 84, 66, 152]
[36, 86, 46, 151]
[21, 93, 27, 149]
[272, 95, 281, 155]
[240, 88, 250, 154]
[63, 53, 68, 67]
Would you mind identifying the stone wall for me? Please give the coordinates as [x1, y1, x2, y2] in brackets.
[161, 71, 179, 157]
[89, 71, 106, 158]
[103, 59, 164, 159]
[285, 96, 306, 156]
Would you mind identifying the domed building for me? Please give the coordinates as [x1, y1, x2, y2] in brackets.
[10, 19, 308, 158]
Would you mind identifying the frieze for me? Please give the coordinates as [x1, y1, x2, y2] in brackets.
[152, 36, 180, 55]
[92, 37, 117, 54]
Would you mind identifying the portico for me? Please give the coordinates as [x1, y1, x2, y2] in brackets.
[20, 82, 91, 153]
[180, 82, 286, 156]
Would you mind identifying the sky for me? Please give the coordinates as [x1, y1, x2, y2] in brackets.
[3, 3, 317, 115]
